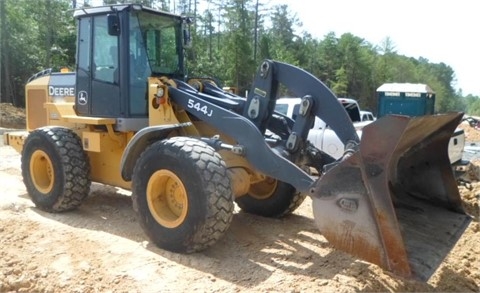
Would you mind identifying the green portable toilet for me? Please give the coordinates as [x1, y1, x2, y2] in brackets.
[376, 83, 435, 118]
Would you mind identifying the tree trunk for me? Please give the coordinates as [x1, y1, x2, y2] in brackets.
[253, 0, 258, 64]
[45, 0, 53, 67]
[1, 0, 14, 105]
[0, 0, 3, 103]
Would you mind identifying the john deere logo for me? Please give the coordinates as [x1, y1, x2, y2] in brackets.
[78, 91, 88, 105]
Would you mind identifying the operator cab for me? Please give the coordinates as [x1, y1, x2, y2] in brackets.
[73, 4, 189, 128]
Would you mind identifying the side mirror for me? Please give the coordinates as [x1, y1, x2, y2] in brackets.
[183, 27, 192, 48]
[182, 17, 192, 48]
[107, 14, 120, 36]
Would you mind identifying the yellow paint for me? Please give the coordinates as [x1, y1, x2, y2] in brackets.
[148, 78, 180, 126]
[4, 131, 28, 153]
[62, 115, 116, 125]
[105, 124, 125, 148]
[188, 79, 203, 91]
[82, 132, 102, 152]
[194, 122, 236, 145]
[86, 130, 131, 190]
[222, 87, 238, 95]
[24, 75, 76, 131]
[30, 149, 54, 194]
[44, 102, 76, 116]
[174, 108, 198, 135]
[44, 102, 116, 126]
[8, 73, 270, 197]
[228, 167, 251, 197]
[247, 177, 278, 199]
[147, 169, 188, 228]
[147, 77, 198, 136]
[82, 128, 126, 153]
[26, 77, 49, 131]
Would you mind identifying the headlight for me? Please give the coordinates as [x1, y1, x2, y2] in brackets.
[156, 87, 165, 97]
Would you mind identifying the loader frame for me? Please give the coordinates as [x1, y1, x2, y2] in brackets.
[4, 3, 471, 282]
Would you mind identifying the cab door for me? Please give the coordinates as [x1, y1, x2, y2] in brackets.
[74, 16, 91, 116]
[75, 15, 121, 117]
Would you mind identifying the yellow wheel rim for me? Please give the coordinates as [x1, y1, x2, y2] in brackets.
[248, 177, 277, 200]
[30, 150, 54, 194]
[146, 170, 188, 228]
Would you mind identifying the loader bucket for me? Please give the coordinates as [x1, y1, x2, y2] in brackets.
[312, 112, 472, 281]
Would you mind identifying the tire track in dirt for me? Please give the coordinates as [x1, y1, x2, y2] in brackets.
[0, 145, 479, 292]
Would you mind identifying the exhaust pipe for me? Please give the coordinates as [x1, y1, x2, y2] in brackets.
[312, 112, 472, 281]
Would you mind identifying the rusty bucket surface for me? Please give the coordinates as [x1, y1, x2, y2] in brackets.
[312, 112, 472, 281]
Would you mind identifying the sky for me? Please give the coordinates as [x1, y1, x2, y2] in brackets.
[276, 0, 479, 96]
[89, 0, 478, 96]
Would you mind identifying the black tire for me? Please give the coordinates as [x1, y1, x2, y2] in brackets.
[132, 137, 234, 253]
[235, 178, 306, 218]
[21, 127, 91, 212]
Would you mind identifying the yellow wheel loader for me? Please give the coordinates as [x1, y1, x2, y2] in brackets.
[4, 4, 471, 281]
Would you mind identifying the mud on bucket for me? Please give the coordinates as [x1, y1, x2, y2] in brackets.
[311, 112, 472, 281]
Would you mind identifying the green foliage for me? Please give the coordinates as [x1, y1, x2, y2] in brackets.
[315, 32, 340, 88]
[0, 0, 474, 113]
[219, 0, 255, 93]
[463, 94, 480, 115]
[266, 5, 300, 65]
[331, 66, 347, 96]
[0, 0, 73, 106]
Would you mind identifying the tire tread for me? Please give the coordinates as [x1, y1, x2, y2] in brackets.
[22, 127, 91, 212]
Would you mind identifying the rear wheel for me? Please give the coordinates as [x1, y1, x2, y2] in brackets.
[235, 177, 306, 218]
[21, 127, 91, 212]
[132, 137, 234, 253]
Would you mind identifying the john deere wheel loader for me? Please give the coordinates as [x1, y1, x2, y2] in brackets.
[4, 4, 471, 281]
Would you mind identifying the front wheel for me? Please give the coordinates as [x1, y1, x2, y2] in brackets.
[132, 137, 234, 253]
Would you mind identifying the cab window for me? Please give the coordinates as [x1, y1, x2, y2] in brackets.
[92, 15, 119, 84]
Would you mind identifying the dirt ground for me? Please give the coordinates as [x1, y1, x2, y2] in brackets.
[0, 103, 479, 292]
[0, 104, 25, 129]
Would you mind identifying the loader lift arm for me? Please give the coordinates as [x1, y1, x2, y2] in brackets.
[168, 60, 471, 281]
[13, 3, 471, 283]
[168, 60, 356, 193]
[168, 86, 315, 193]
[242, 60, 359, 149]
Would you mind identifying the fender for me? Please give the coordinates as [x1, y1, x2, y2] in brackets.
[120, 122, 192, 181]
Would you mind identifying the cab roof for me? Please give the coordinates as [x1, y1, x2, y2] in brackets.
[73, 4, 183, 20]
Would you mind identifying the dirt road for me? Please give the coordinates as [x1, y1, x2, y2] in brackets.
[0, 140, 479, 293]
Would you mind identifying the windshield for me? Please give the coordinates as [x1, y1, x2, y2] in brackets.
[274, 104, 288, 115]
[341, 101, 361, 122]
[130, 11, 182, 75]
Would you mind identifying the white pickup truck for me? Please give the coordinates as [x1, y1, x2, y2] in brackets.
[275, 97, 466, 165]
